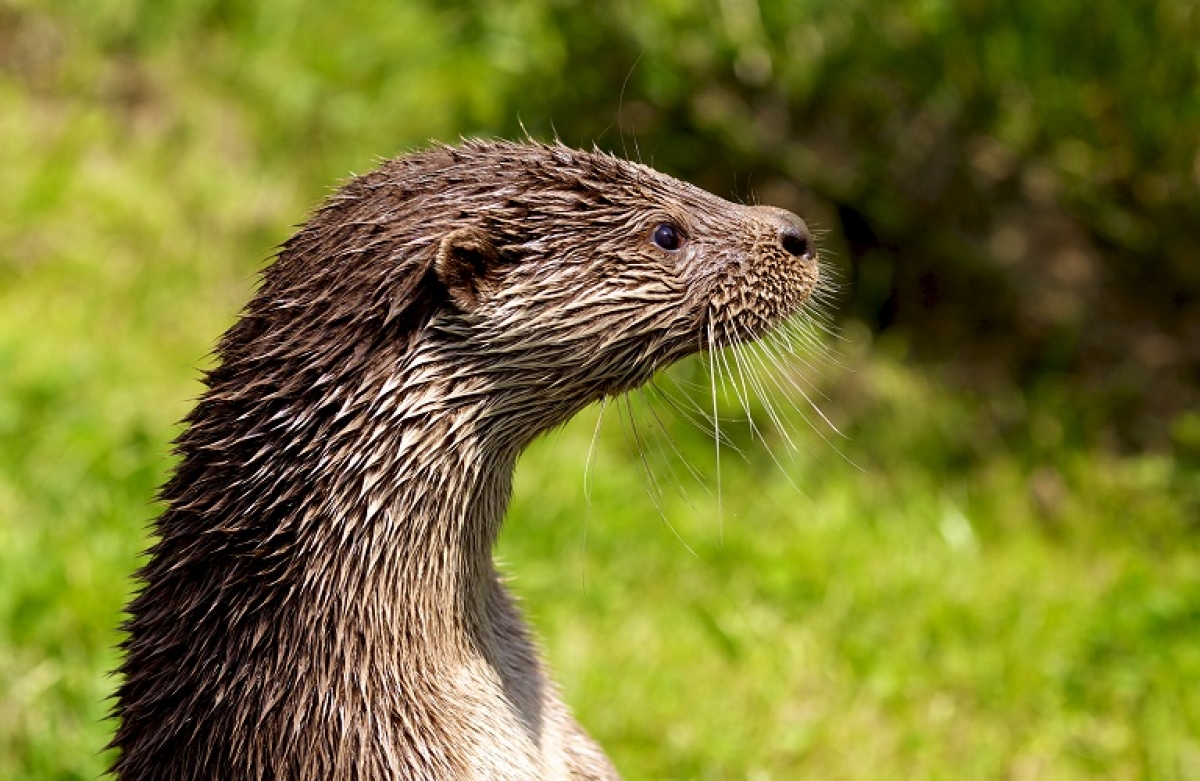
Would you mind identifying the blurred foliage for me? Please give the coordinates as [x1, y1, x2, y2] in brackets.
[2, 0, 1199, 778]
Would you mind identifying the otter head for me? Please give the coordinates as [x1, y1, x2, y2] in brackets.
[425, 143, 818, 403]
[239, 141, 818, 444]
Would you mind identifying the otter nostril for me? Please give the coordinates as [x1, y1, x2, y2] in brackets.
[780, 227, 811, 259]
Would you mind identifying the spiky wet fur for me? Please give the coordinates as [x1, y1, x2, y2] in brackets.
[110, 140, 819, 779]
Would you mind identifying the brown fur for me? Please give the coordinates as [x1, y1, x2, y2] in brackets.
[110, 140, 818, 779]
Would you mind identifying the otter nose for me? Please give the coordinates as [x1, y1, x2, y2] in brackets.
[780, 224, 814, 260]
[751, 206, 817, 262]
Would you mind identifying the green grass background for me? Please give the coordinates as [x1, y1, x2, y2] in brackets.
[2, 2, 1199, 778]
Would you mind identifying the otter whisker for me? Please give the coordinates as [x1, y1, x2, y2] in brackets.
[646, 378, 722, 446]
[729, 319, 807, 454]
[618, 394, 703, 561]
[757, 326, 833, 404]
[706, 319, 724, 542]
[732, 338, 799, 455]
[756, 329, 846, 437]
[580, 396, 613, 592]
[727, 347, 812, 499]
[657, 364, 751, 456]
[742, 331, 859, 469]
[715, 309, 852, 476]
[634, 386, 710, 497]
[726, 339, 775, 448]
[715, 329, 761, 444]
[585, 397, 609, 508]
[656, 370, 746, 457]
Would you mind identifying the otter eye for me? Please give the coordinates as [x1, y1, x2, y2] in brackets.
[651, 223, 685, 251]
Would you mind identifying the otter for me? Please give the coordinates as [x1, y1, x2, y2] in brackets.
[110, 140, 818, 779]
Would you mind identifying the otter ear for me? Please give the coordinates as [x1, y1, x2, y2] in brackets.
[435, 226, 500, 312]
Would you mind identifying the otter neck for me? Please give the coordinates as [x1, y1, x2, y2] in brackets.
[312, 411, 509, 652]
[270, 334, 579, 660]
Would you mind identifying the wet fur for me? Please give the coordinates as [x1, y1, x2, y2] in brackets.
[111, 140, 818, 779]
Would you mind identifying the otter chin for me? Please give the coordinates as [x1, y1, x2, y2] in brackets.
[111, 140, 819, 780]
